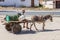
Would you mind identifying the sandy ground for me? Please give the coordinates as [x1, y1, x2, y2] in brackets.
[0, 7, 60, 11]
[0, 7, 51, 11]
[0, 17, 60, 40]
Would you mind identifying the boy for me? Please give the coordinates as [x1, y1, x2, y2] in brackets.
[18, 10, 29, 29]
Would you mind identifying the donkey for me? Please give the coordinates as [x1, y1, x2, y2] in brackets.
[30, 15, 53, 31]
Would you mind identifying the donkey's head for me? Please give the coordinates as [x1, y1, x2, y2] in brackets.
[43, 15, 53, 22]
[50, 16, 53, 22]
[48, 15, 53, 22]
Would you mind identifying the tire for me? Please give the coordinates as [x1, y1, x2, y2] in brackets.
[12, 24, 22, 34]
[5, 24, 11, 31]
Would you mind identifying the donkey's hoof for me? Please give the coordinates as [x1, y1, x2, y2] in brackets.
[26, 27, 30, 29]
[30, 29, 33, 31]
[42, 29, 45, 31]
[36, 29, 39, 31]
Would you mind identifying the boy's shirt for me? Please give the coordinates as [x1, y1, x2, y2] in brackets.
[18, 14, 25, 21]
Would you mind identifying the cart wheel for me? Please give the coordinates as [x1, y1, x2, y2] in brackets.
[5, 23, 11, 31]
[12, 24, 22, 34]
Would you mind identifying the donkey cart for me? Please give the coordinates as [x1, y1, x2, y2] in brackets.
[3, 14, 31, 34]
[3, 14, 53, 34]
[4, 21, 24, 34]
[4, 20, 32, 34]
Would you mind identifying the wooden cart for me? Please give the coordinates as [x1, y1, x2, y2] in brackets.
[4, 20, 32, 34]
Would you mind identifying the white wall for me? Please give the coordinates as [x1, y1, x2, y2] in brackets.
[0, 0, 39, 7]
[0, 0, 31, 7]
[0, 0, 14, 6]
[20, 0, 31, 7]
[34, 0, 39, 6]
[42, 1, 53, 8]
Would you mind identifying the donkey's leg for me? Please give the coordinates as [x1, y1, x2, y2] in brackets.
[26, 22, 29, 29]
[23, 22, 25, 28]
[33, 22, 38, 31]
[42, 22, 45, 31]
[30, 23, 33, 31]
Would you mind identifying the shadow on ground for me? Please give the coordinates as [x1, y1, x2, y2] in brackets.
[14, 29, 60, 34]
[15, 30, 36, 35]
[38, 29, 60, 32]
